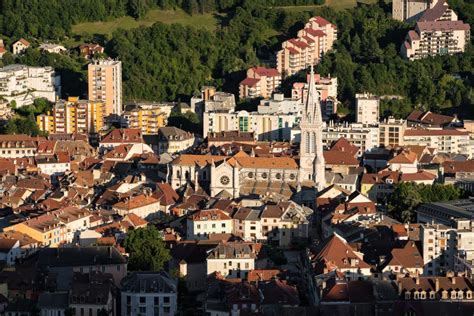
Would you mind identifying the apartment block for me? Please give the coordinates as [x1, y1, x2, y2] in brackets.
[392, 0, 436, 22]
[401, 1, 470, 60]
[322, 122, 379, 156]
[355, 93, 380, 124]
[379, 117, 407, 148]
[37, 97, 105, 135]
[123, 104, 167, 135]
[277, 16, 337, 77]
[403, 128, 472, 157]
[0, 64, 61, 107]
[203, 110, 298, 141]
[88, 59, 122, 116]
[239, 66, 281, 99]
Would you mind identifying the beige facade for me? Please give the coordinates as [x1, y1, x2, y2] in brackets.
[277, 16, 337, 77]
[355, 93, 380, 124]
[239, 67, 281, 99]
[403, 128, 472, 157]
[392, 0, 434, 21]
[379, 118, 407, 148]
[88, 59, 122, 116]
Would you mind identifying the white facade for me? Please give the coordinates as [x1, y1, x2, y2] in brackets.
[403, 129, 472, 157]
[206, 256, 255, 279]
[187, 210, 233, 240]
[203, 110, 298, 141]
[322, 122, 379, 156]
[355, 93, 379, 124]
[37, 161, 71, 176]
[0, 65, 61, 107]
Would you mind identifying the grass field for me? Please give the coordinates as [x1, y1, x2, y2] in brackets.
[72, 9, 221, 36]
[275, 0, 378, 12]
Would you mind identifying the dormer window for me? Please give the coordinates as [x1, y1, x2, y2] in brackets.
[414, 292, 419, 300]
[430, 292, 436, 299]
[467, 291, 472, 299]
[405, 292, 411, 299]
[451, 291, 457, 299]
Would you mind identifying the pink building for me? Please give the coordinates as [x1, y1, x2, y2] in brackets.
[239, 66, 281, 99]
[277, 16, 337, 77]
[292, 74, 338, 119]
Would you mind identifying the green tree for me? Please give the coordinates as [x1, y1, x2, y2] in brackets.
[124, 226, 171, 271]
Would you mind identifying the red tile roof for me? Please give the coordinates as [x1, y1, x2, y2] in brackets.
[404, 129, 469, 136]
[417, 20, 470, 32]
[323, 151, 359, 166]
[101, 128, 143, 144]
[400, 171, 436, 182]
[190, 209, 232, 221]
[239, 77, 260, 87]
[251, 66, 280, 77]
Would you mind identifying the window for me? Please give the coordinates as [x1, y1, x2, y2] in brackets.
[222, 223, 226, 228]
[163, 297, 170, 304]
[140, 297, 146, 304]
[220, 176, 230, 185]
[139, 307, 146, 313]
[154, 297, 159, 305]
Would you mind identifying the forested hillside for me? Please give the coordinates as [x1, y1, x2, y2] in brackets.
[0, 0, 472, 119]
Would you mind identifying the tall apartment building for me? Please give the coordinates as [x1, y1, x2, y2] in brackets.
[392, 0, 437, 22]
[191, 86, 236, 121]
[123, 104, 168, 135]
[401, 1, 470, 60]
[379, 117, 407, 148]
[403, 128, 472, 157]
[37, 97, 105, 134]
[277, 16, 337, 77]
[88, 59, 122, 116]
[239, 66, 281, 99]
[0, 64, 61, 107]
[355, 93, 380, 124]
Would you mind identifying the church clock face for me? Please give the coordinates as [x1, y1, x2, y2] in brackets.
[220, 175, 230, 185]
[305, 158, 314, 166]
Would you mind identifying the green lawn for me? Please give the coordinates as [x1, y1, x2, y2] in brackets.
[275, 0, 378, 12]
[72, 9, 221, 36]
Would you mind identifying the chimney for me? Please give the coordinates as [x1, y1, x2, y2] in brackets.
[415, 277, 420, 285]
[452, 277, 456, 285]
[398, 281, 403, 295]
[435, 278, 439, 292]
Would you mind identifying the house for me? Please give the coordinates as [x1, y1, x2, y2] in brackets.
[388, 149, 418, 173]
[36, 247, 127, 286]
[157, 126, 195, 154]
[39, 43, 67, 54]
[69, 272, 116, 316]
[0, 46, 6, 59]
[113, 194, 161, 220]
[187, 209, 233, 240]
[206, 242, 261, 279]
[407, 110, 458, 127]
[310, 233, 372, 280]
[99, 128, 144, 151]
[120, 271, 178, 316]
[12, 38, 30, 55]
[37, 292, 69, 316]
[0, 239, 20, 266]
[79, 43, 104, 59]
[35, 152, 71, 177]
[381, 240, 423, 277]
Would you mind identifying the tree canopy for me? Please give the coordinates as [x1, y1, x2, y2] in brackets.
[387, 182, 466, 223]
[123, 226, 171, 271]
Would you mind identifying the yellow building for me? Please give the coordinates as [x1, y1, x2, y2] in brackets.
[37, 97, 105, 134]
[124, 105, 167, 135]
[5, 216, 64, 247]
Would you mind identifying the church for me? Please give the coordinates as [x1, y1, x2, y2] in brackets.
[168, 66, 326, 203]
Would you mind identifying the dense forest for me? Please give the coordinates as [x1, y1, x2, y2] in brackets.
[0, 0, 324, 39]
[0, 0, 472, 123]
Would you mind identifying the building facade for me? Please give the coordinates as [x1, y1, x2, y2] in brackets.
[88, 59, 122, 117]
[239, 67, 281, 99]
[355, 93, 380, 124]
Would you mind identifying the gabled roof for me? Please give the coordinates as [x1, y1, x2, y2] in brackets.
[240, 77, 260, 87]
[16, 38, 30, 47]
[312, 234, 370, 274]
[324, 151, 359, 166]
[407, 110, 455, 126]
[190, 209, 232, 221]
[329, 138, 359, 157]
[419, 0, 450, 22]
[442, 160, 474, 174]
[400, 171, 436, 182]
[386, 241, 423, 269]
[251, 66, 280, 77]
[389, 150, 418, 164]
[101, 128, 143, 144]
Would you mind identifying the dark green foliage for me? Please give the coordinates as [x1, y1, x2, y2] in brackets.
[313, 4, 474, 118]
[387, 182, 466, 223]
[168, 111, 201, 134]
[123, 226, 171, 271]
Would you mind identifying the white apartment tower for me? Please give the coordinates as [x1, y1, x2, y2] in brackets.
[355, 93, 380, 124]
[88, 59, 123, 117]
[299, 65, 326, 191]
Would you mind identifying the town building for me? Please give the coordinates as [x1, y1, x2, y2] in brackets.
[12, 38, 30, 55]
[403, 128, 472, 157]
[37, 97, 105, 135]
[121, 272, 178, 316]
[191, 86, 236, 121]
[0, 134, 37, 158]
[157, 126, 195, 154]
[379, 117, 407, 148]
[0, 239, 21, 266]
[277, 16, 337, 77]
[99, 128, 144, 151]
[187, 209, 233, 239]
[401, 1, 470, 60]
[322, 122, 379, 156]
[0, 64, 61, 107]
[206, 242, 260, 278]
[239, 66, 281, 99]
[355, 93, 379, 124]
[122, 103, 168, 135]
[407, 110, 459, 127]
[392, 0, 437, 21]
[88, 59, 122, 117]
[113, 194, 160, 220]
